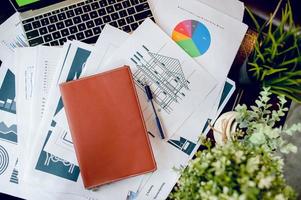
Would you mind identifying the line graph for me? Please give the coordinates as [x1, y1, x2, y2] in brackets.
[0, 121, 17, 144]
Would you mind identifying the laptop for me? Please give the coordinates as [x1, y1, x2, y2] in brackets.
[9, 0, 154, 46]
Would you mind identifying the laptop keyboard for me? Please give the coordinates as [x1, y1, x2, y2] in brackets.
[22, 0, 154, 46]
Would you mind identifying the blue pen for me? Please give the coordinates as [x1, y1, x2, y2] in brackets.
[144, 85, 165, 139]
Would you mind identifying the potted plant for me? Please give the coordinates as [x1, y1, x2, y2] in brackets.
[170, 141, 297, 200]
[241, 0, 301, 103]
[171, 87, 301, 200]
[213, 87, 301, 153]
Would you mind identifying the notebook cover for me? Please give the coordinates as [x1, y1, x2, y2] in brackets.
[59, 66, 156, 189]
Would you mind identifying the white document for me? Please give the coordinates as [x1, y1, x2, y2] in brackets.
[30, 46, 63, 136]
[102, 19, 217, 140]
[100, 19, 237, 200]
[23, 42, 96, 199]
[0, 13, 28, 51]
[97, 19, 217, 199]
[195, 0, 245, 21]
[15, 46, 62, 182]
[133, 81, 235, 200]
[42, 106, 77, 164]
[24, 41, 142, 200]
[148, 0, 159, 12]
[84, 25, 130, 76]
[44, 25, 129, 164]
[0, 59, 23, 199]
[42, 19, 217, 199]
[135, 79, 236, 199]
[14, 47, 88, 200]
[35, 21, 236, 200]
[151, 0, 245, 22]
[0, 94, 20, 197]
[0, 13, 28, 70]
[155, 0, 248, 81]
[0, 12, 28, 199]
[154, 0, 247, 129]
[15, 47, 38, 177]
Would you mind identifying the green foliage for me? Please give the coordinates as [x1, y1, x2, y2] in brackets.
[171, 88, 300, 199]
[247, 1, 301, 103]
[234, 87, 301, 153]
[171, 142, 296, 200]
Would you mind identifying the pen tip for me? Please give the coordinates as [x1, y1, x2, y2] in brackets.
[144, 85, 153, 100]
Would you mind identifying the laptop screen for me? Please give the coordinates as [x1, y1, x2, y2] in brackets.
[10, 0, 65, 12]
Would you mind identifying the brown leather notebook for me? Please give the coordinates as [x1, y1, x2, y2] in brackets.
[59, 66, 156, 189]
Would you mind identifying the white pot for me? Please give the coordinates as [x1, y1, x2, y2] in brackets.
[213, 111, 238, 145]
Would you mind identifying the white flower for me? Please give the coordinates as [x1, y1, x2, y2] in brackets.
[234, 150, 244, 163]
[248, 181, 256, 187]
[212, 160, 225, 175]
[276, 157, 284, 170]
[246, 156, 260, 173]
[258, 176, 275, 189]
[238, 194, 247, 200]
[274, 194, 286, 200]
[280, 143, 298, 154]
[223, 186, 229, 194]
[208, 195, 218, 200]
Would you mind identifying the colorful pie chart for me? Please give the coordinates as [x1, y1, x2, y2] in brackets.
[172, 20, 211, 57]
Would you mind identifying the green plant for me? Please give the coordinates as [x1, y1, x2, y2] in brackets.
[246, 0, 301, 103]
[171, 141, 296, 200]
[234, 87, 301, 154]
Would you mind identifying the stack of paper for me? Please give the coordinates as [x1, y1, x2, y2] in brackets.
[0, 0, 247, 199]
[152, 0, 248, 134]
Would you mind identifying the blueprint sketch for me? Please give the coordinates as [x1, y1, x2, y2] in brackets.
[132, 45, 190, 113]
[105, 19, 217, 140]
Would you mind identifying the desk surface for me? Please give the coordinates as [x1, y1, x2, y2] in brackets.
[0, 0, 293, 199]
[0, 1, 15, 24]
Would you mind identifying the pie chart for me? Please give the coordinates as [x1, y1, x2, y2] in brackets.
[172, 20, 211, 57]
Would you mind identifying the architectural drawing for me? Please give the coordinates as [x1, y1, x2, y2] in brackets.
[0, 122, 17, 144]
[0, 145, 9, 175]
[131, 45, 190, 113]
